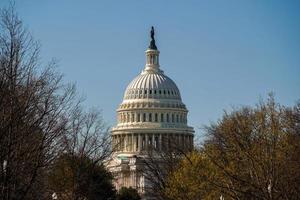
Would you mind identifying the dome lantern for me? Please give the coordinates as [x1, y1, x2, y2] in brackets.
[144, 26, 160, 74]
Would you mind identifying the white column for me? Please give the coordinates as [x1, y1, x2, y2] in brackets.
[159, 134, 162, 151]
[117, 135, 120, 151]
[138, 134, 142, 152]
[129, 133, 134, 152]
[151, 134, 154, 148]
[145, 134, 148, 151]
[127, 134, 130, 151]
[132, 134, 137, 151]
[127, 135, 129, 151]
[123, 135, 126, 151]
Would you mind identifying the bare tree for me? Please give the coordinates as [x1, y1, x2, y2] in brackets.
[163, 96, 300, 200]
[204, 96, 300, 199]
[140, 137, 193, 200]
[63, 107, 112, 164]
[0, 5, 79, 199]
[47, 107, 115, 200]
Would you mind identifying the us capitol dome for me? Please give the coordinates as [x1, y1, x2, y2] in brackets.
[107, 27, 194, 199]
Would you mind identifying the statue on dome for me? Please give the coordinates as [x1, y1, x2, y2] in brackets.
[150, 26, 155, 40]
[149, 26, 157, 50]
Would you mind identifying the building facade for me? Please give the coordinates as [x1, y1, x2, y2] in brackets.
[107, 28, 194, 199]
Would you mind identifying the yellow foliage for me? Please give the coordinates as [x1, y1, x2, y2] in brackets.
[165, 151, 223, 200]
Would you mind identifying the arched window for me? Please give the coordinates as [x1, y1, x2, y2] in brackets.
[172, 114, 174, 123]
[132, 113, 135, 122]
[161, 113, 164, 122]
[166, 114, 169, 122]
[149, 113, 152, 122]
[143, 113, 146, 122]
[176, 114, 179, 123]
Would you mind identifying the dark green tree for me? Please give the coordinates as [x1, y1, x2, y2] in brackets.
[49, 153, 116, 200]
[116, 187, 141, 200]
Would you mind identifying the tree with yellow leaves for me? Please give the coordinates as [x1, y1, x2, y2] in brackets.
[165, 95, 300, 200]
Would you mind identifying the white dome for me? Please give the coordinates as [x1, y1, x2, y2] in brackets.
[124, 71, 181, 100]
[109, 28, 194, 199]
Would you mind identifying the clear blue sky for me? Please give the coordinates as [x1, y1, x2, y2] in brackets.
[1, 0, 299, 138]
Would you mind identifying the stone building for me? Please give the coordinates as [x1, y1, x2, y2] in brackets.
[107, 27, 194, 199]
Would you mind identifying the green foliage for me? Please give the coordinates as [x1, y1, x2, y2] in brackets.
[116, 187, 141, 200]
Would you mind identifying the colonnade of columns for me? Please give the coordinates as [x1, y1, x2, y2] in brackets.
[118, 111, 187, 124]
[112, 133, 193, 152]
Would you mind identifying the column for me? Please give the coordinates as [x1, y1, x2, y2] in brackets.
[118, 135, 121, 151]
[123, 135, 126, 151]
[128, 134, 130, 151]
[115, 135, 117, 150]
[159, 134, 162, 151]
[151, 134, 154, 149]
[127, 134, 130, 151]
[124, 135, 127, 151]
[145, 134, 148, 151]
[131, 133, 134, 152]
[134, 134, 137, 152]
[138, 134, 142, 152]
[116, 135, 118, 151]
